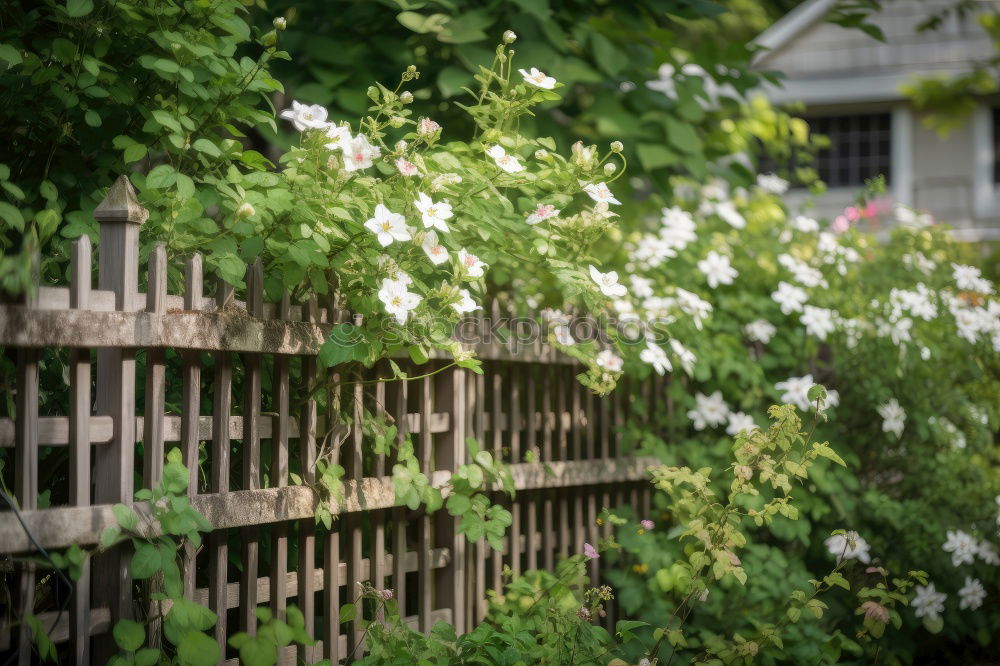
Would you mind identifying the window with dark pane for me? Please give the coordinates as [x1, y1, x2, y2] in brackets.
[757, 112, 892, 188]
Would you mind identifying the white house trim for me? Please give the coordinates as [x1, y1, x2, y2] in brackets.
[757, 68, 975, 106]
[891, 105, 914, 206]
[972, 104, 1000, 219]
[751, 0, 836, 67]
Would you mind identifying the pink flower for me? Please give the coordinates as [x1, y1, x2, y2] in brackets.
[861, 601, 889, 624]
[583, 543, 599, 560]
[395, 158, 418, 176]
[832, 215, 850, 233]
[845, 206, 861, 222]
[641, 520, 654, 530]
[863, 202, 878, 218]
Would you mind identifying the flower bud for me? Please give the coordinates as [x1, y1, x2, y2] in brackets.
[610, 141, 623, 153]
[534, 149, 548, 160]
[395, 140, 408, 152]
[389, 116, 405, 128]
[236, 202, 255, 219]
[273, 16, 287, 30]
[503, 30, 517, 44]
[603, 163, 617, 175]
[400, 90, 413, 104]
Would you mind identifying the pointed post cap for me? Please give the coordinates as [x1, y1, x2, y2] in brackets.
[94, 175, 149, 225]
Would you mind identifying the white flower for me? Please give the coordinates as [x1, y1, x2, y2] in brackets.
[588, 265, 628, 298]
[518, 67, 557, 89]
[958, 577, 986, 610]
[801, 305, 836, 340]
[726, 411, 756, 436]
[942, 530, 979, 567]
[452, 288, 480, 314]
[775, 374, 815, 412]
[697, 251, 737, 288]
[554, 325, 575, 346]
[279, 100, 329, 131]
[364, 204, 410, 246]
[756, 173, 789, 195]
[583, 182, 621, 206]
[745, 319, 776, 344]
[324, 123, 353, 151]
[486, 145, 524, 173]
[378, 278, 422, 325]
[395, 157, 418, 176]
[877, 399, 906, 439]
[660, 206, 697, 250]
[342, 134, 381, 172]
[715, 200, 745, 228]
[595, 349, 623, 373]
[421, 230, 449, 265]
[670, 339, 696, 376]
[414, 192, 453, 232]
[457, 249, 487, 278]
[824, 531, 871, 564]
[952, 263, 985, 291]
[417, 117, 441, 136]
[630, 275, 654, 299]
[912, 583, 947, 621]
[977, 540, 999, 566]
[791, 215, 820, 233]
[686, 391, 729, 430]
[639, 341, 671, 375]
[526, 203, 559, 225]
[675, 288, 713, 330]
[771, 281, 807, 315]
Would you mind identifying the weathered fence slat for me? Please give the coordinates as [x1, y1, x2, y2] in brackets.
[0, 175, 657, 663]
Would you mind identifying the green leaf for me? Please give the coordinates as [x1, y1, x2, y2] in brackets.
[131, 543, 161, 579]
[318, 324, 367, 369]
[0, 202, 24, 232]
[66, 0, 94, 17]
[113, 619, 145, 652]
[0, 44, 23, 68]
[177, 631, 220, 666]
[123, 143, 147, 164]
[193, 138, 221, 158]
[113, 503, 138, 531]
[135, 648, 160, 666]
[636, 143, 678, 171]
[339, 603, 356, 623]
[84, 109, 101, 127]
[146, 164, 177, 189]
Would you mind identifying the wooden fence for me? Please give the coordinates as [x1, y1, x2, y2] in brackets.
[0, 176, 654, 664]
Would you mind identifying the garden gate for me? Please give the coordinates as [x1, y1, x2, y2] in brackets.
[0, 176, 655, 664]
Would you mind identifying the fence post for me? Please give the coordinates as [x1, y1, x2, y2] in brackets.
[92, 175, 147, 659]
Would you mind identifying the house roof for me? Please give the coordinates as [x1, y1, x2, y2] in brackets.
[750, 0, 999, 105]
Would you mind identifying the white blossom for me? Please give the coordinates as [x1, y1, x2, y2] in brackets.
[630, 275, 654, 298]
[687, 391, 729, 430]
[958, 577, 986, 610]
[775, 374, 815, 412]
[977, 540, 999, 566]
[697, 251, 737, 288]
[660, 206, 697, 250]
[714, 200, 745, 229]
[414, 192, 453, 233]
[342, 134, 381, 172]
[771, 281, 807, 315]
[790, 215, 820, 233]
[421, 230, 449, 265]
[589, 265, 628, 298]
[378, 278, 421, 324]
[457, 249, 487, 278]
[279, 100, 329, 131]
[518, 67, 557, 89]
[670, 339, 696, 376]
[942, 529, 978, 567]
[395, 157, 418, 176]
[486, 145, 524, 173]
[595, 349, 624, 373]
[417, 117, 441, 136]
[824, 531, 871, 564]
[756, 173, 788, 195]
[554, 325, 575, 346]
[726, 411, 756, 436]
[639, 341, 671, 375]
[745, 319, 776, 344]
[801, 305, 836, 340]
[324, 123, 353, 151]
[877, 399, 906, 439]
[526, 203, 559, 225]
[583, 182, 621, 206]
[912, 583, 946, 621]
[364, 204, 410, 246]
[452, 288, 480, 314]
